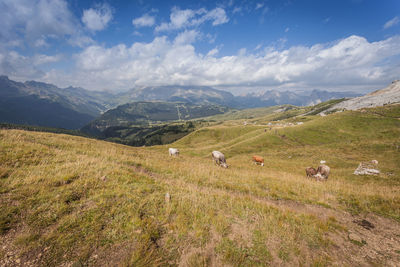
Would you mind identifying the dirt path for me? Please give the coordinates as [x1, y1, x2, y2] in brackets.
[131, 164, 400, 266]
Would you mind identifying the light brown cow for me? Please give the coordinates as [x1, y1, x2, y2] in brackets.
[316, 164, 330, 180]
[305, 167, 317, 177]
[252, 156, 264, 166]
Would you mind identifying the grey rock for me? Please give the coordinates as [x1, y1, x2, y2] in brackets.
[323, 80, 400, 113]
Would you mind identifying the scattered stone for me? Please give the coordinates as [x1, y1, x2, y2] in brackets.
[371, 159, 378, 165]
[348, 233, 363, 243]
[354, 162, 380, 175]
[320, 160, 326, 164]
[353, 219, 375, 230]
[16, 258, 20, 264]
[100, 175, 107, 181]
[165, 192, 171, 203]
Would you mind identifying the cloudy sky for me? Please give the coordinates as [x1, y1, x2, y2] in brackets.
[0, 0, 399, 94]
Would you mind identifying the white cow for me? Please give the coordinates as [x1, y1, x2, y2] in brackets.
[169, 148, 179, 156]
[212, 151, 228, 168]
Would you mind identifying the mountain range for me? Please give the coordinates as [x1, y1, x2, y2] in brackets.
[0, 75, 362, 129]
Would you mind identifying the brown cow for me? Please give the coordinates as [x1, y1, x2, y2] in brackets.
[305, 167, 317, 177]
[252, 156, 264, 166]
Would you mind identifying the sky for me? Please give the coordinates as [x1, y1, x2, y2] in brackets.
[0, 0, 399, 94]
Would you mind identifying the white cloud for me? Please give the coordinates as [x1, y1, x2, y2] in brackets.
[232, 7, 242, 14]
[0, 0, 92, 47]
[82, 3, 113, 31]
[207, 48, 219, 57]
[155, 7, 228, 32]
[33, 54, 63, 65]
[383, 16, 399, 29]
[57, 34, 400, 92]
[3, 34, 400, 94]
[174, 30, 199, 45]
[0, 50, 45, 80]
[132, 14, 155, 27]
[255, 3, 264, 10]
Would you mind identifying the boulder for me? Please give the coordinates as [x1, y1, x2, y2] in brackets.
[354, 162, 380, 175]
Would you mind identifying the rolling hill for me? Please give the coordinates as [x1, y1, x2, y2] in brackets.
[1, 104, 399, 266]
[81, 101, 229, 145]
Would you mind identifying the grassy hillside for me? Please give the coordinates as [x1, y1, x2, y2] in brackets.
[1, 104, 399, 266]
[84, 101, 229, 131]
[81, 101, 229, 146]
[202, 99, 345, 124]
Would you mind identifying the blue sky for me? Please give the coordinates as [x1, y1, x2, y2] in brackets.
[0, 0, 399, 94]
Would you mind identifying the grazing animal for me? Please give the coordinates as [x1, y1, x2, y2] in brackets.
[212, 151, 228, 168]
[252, 156, 264, 166]
[169, 148, 179, 156]
[316, 164, 330, 180]
[305, 167, 317, 177]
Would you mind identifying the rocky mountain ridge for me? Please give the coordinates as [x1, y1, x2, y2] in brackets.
[323, 80, 400, 113]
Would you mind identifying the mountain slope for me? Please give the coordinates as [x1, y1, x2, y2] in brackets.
[0, 76, 112, 117]
[81, 101, 229, 145]
[0, 94, 94, 129]
[83, 101, 230, 131]
[0, 76, 112, 129]
[120, 85, 360, 109]
[118, 85, 238, 106]
[1, 104, 399, 266]
[324, 80, 400, 113]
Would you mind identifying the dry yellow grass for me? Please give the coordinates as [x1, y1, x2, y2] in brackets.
[1, 105, 400, 266]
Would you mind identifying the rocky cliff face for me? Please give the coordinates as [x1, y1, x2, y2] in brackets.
[323, 80, 400, 113]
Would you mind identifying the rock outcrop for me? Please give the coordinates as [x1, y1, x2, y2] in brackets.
[322, 80, 400, 114]
[354, 161, 380, 175]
